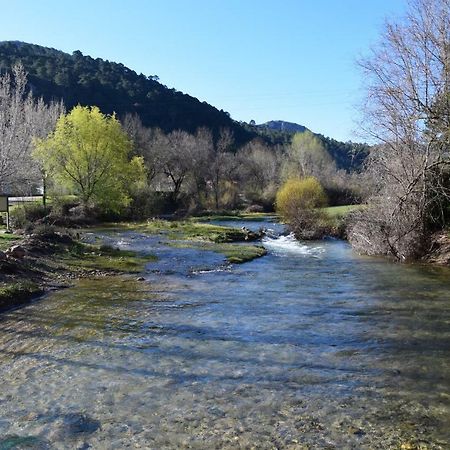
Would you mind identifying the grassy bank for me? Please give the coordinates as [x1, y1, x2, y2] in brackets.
[0, 217, 269, 312]
[323, 204, 364, 219]
[0, 234, 157, 312]
[94, 218, 268, 264]
[0, 280, 43, 311]
[0, 232, 20, 250]
[60, 242, 157, 273]
[94, 220, 249, 242]
[322, 204, 365, 236]
[169, 241, 267, 264]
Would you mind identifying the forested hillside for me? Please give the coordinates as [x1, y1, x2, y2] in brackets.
[0, 41, 367, 170]
[0, 41, 253, 143]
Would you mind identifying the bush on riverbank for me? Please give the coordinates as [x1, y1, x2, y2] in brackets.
[276, 177, 330, 239]
[10, 200, 101, 232]
[0, 226, 159, 312]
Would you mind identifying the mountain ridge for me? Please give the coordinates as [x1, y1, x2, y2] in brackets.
[257, 120, 309, 134]
[0, 40, 254, 144]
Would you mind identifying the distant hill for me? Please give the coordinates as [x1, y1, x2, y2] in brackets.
[257, 120, 309, 134]
[0, 41, 254, 144]
[252, 120, 368, 171]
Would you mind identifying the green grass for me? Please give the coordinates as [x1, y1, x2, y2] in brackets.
[194, 212, 278, 222]
[322, 204, 364, 218]
[169, 241, 267, 264]
[60, 242, 157, 273]
[95, 220, 249, 243]
[94, 219, 268, 264]
[0, 232, 20, 250]
[321, 204, 365, 229]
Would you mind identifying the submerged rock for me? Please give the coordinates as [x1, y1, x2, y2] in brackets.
[61, 413, 101, 435]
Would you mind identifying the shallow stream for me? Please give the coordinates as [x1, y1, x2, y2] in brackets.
[0, 220, 449, 449]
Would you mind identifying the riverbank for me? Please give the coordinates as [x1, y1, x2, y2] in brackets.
[0, 229, 158, 312]
[422, 230, 450, 265]
[2, 212, 447, 314]
[0, 218, 268, 312]
[93, 219, 268, 263]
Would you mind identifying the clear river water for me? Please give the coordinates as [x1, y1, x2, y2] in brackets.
[0, 220, 449, 449]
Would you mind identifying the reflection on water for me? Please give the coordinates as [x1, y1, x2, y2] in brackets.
[0, 223, 449, 449]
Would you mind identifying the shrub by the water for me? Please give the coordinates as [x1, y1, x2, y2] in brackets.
[276, 177, 329, 239]
[10, 203, 48, 229]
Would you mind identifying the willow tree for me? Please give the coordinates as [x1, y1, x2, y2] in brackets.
[349, 0, 450, 260]
[276, 177, 328, 239]
[34, 106, 145, 213]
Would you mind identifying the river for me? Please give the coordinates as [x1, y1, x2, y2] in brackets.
[0, 220, 449, 449]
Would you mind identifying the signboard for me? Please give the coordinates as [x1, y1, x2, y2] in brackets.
[0, 196, 8, 213]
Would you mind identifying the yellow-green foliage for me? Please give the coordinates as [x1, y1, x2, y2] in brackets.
[34, 105, 146, 213]
[283, 131, 333, 180]
[276, 177, 327, 221]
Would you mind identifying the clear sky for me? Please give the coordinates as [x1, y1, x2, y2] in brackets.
[0, 0, 407, 142]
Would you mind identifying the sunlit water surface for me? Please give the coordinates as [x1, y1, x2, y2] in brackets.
[0, 221, 449, 449]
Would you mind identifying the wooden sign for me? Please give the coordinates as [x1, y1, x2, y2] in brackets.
[0, 196, 8, 213]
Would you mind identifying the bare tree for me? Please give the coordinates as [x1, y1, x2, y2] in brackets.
[208, 128, 237, 209]
[151, 129, 204, 205]
[238, 138, 280, 207]
[190, 127, 214, 206]
[0, 64, 63, 195]
[30, 97, 65, 203]
[349, 0, 450, 260]
[122, 113, 160, 182]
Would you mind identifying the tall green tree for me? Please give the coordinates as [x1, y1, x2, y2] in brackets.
[34, 105, 145, 212]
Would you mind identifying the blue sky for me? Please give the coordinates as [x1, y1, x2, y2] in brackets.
[1, 0, 407, 141]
